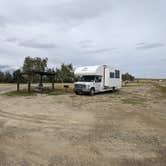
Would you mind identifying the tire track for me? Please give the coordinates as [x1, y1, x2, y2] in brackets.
[0, 109, 69, 126]
[0, 109, 91, 130]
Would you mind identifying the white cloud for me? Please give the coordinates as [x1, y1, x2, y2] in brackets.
[0, 0, 166, 78]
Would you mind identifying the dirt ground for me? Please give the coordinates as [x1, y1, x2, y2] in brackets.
[0, 82, 166, 166]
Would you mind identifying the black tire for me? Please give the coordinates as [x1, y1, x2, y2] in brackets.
[75, 91, 79, 95]
[112, 87, 116, 92]
[89, 88, 95, 96]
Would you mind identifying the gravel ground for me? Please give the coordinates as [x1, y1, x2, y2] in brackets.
[0, 82, 166, 166]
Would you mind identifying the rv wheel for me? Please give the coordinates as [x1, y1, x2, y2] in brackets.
[89, 88, 95, 96]
[75, 91, 79, 95]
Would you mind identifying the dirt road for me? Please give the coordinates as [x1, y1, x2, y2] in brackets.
[0, 83, 166, 166]
[0, 84, 17, 94]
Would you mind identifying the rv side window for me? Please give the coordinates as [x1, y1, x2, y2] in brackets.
[110, 72, 114, 78]
[115, 70, 120, 78]
[95, 76, 102, 82]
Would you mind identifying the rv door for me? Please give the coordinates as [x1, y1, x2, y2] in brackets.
[104, 67, 110, 87]
[95, 76, 102, 92]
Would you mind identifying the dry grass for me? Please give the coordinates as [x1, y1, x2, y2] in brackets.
[122, 96, 146, 105]
[153, 83, 166, 97]
[2, 84, 74, 96]
[3, 90, 37, 96]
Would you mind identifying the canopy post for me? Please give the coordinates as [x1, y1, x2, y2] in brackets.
[17, 81, 20, 92]
[28, 74, 31, 93]
[52, 76, 55, 90]
[28, 81, 31, 92]
[39, 74, 43, 87]
[16, 74, 21, 92]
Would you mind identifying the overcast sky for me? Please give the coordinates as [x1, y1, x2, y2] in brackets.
[0, 0, 166, 78]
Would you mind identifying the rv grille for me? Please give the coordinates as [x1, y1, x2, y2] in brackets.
[75, 84, 85, 89]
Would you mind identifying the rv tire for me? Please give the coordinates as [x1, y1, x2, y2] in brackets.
[112, 87, 116, 92]
[89, 88, 95, 96]
[75, 91, 79, 95]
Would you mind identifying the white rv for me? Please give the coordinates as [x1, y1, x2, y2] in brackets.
[74, 65, 122, 95]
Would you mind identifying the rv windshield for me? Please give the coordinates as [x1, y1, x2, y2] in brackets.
[80, 76, 95, 82]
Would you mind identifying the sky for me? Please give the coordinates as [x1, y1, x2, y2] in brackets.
[0, 0, 166, 78]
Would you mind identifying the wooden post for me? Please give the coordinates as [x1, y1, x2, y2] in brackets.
[52, 82, 54, 90]
[28, 74, 31, 93]
[17, 81, 20, 92]
[17, 75, 20, 92]
[28, 81, 31, 92]
[52, 76, 55, 90]
[64, 85, 69, 92]
[39, 74, 43, 87]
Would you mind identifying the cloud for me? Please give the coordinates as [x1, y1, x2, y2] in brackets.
[0, 15, 7, 26]
[0, 0, 112, 27]
[160, 58, 166, 62]
[3, 37, 57, 49]
[84, 48, 116, 54]
[5, 37, 17, 43]
[52, 0, 112, 21]
[78, 40, 95, 48]
[19, 40, 57, 49]
[136, 42, 165, 50]
[0, 0, 166, 78]
[78, 40, 94, 45]
[0, 65, 13, 71]
[136, 42, 145, 46]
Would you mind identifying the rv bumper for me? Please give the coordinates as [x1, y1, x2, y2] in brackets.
[74, 84, 91, 94]
[74, 88, 90, 93]
[74, 87, 90, 94]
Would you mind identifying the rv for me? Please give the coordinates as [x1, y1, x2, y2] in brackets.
[74, 65, 122, 95]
